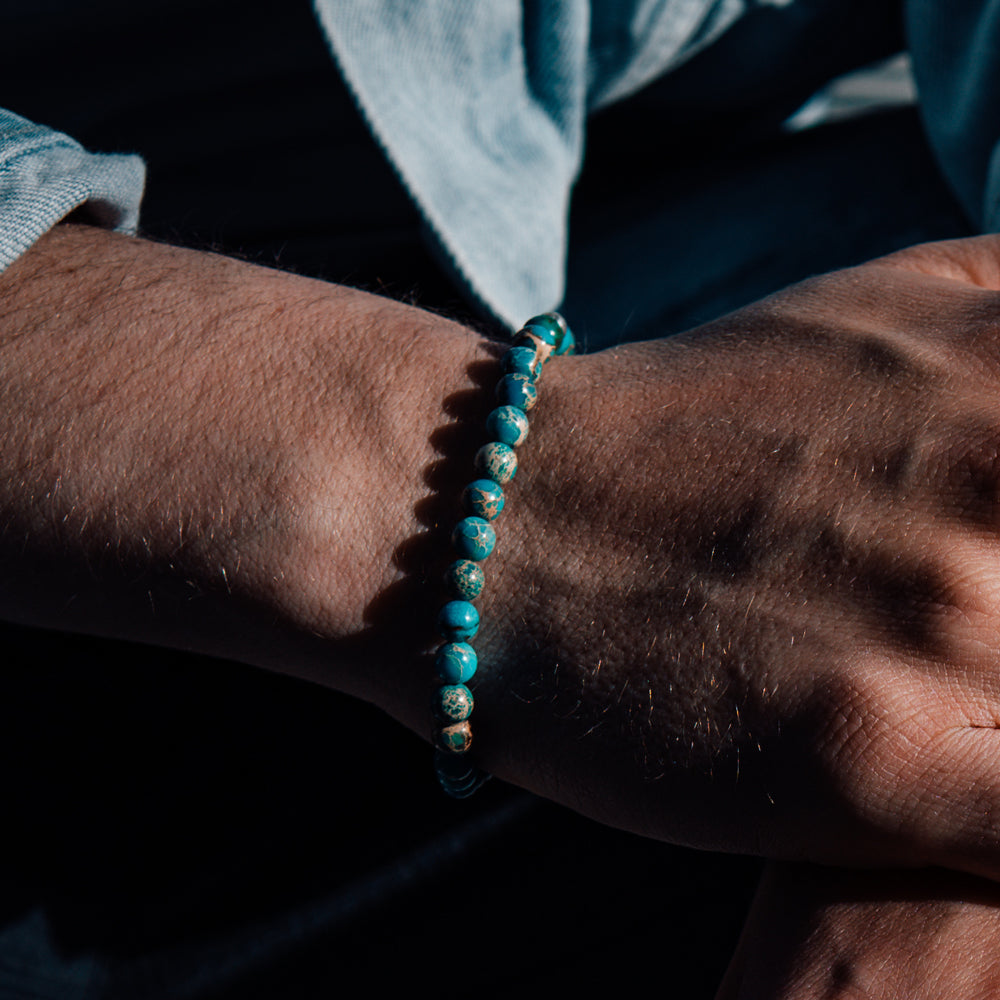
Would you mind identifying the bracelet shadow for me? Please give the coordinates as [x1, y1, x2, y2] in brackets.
[353, 353, 505, 696]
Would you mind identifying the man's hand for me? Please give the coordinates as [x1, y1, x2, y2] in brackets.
[716, 864, 1000, 999]
[475, 235, 1000, 878]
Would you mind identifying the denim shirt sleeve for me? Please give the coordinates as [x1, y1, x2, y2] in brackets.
[314, 0, 748, 328]
[0, 108, 145, 273]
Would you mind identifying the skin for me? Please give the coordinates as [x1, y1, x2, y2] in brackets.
[7, 224, 1000, 885]
[716, 864, 1000, 999]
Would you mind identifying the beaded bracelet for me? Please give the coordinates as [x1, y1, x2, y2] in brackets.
[432, 311, 575, 798]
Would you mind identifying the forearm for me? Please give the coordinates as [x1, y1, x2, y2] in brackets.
[0, 223, 495, 721]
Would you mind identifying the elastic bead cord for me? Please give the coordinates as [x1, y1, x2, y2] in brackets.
[432, 311, 575, 798]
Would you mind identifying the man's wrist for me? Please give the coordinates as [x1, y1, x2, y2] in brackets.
[0, 223, 496, 721]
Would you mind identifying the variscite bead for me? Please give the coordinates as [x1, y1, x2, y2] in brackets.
[503, 345, 542, 379]
[485, 405, 529, 448]
[444, 559, 485, 600]
[435, 641, 478, 684]
[452, 516, 496, 561]
[442, 777, 483, 798]
[496, 373, 538, 411]
[513, 331, 555, 369]
[463, 478, 505, 520]
[435, 720, 473, 753]
[434, 749, 487, 797]
[475, 442, 518, 484]
[435, 748, 474, 781]
[522, 313, 564, 348]
[538, 310, 568, 333]
[438, 772, 483, 797]
[433, 684, 474, 723]
[437, 600, 479, 641]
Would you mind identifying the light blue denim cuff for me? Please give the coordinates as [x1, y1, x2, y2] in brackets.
[314, 0, 748, 328]
[316, 2, 585, 328]
[0, 109, 145, 273]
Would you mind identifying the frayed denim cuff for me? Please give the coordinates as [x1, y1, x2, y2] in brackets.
[0, 109, 145, 273]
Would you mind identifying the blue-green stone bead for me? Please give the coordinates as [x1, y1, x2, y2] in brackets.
[437, 600, 479, 641]
[522, 314, 563, 348]
[475, 442, 518, 484]
[443, 779, 482, 798]
[444, 559, 485, 600]
[434, 749, 487, 797]
[503, 345, 542, 379]
[440, 773, 487, 798]
[485, 405, 529, 448]
[435, 641, 478, 684]
[439, 770, 482, 797]
[433, 684, 474, 723]
[452, 516, 496, 561]
[536, 311, 568, 333]
[435, 720, 473, 753]
[496, 373, 538, 411]
[555, 325, 576, 355]
[513, 332, 554, 371]
[463, 478, 505, 521]
[435, 748, 475, 780]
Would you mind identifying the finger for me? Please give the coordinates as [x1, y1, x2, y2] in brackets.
[718, 863, 1000, 999]
[713, 864, 828, 1000]
[714, 947, 748, 1000]
[713, 869, 770, 1000]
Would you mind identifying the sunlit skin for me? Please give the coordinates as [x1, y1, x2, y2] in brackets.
[8, 226, 1000, 994]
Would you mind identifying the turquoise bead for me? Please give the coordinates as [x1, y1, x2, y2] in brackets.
[503, 345, 541, 379]
[438, 771, 487, 797]
[475, 442, 518, 484]
[437, 600, 479, 641]
[463, 478, 505, 520]
[496, 373, 538, 411]
[522, 314, 563, 348]
[435, 720, 473, 753]
[534, 311, 568, 333]
[444, 559, 485, 600]
[513, 330, 555, 370]
[555, 325, 576, 355]
[434, 749, 487, 797]
[435, 748, 475, 782]
[441, 775, 484, 798]
[433, 684, 474, 723]
[485, 405, 529, 448]
[435, 641, 478, 684]
[452, 516, 496, 561]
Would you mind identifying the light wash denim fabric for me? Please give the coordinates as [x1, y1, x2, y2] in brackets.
[316, 0, 759, 325]
[0, 0, 785, 326]
[0, 108, 144, 270]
